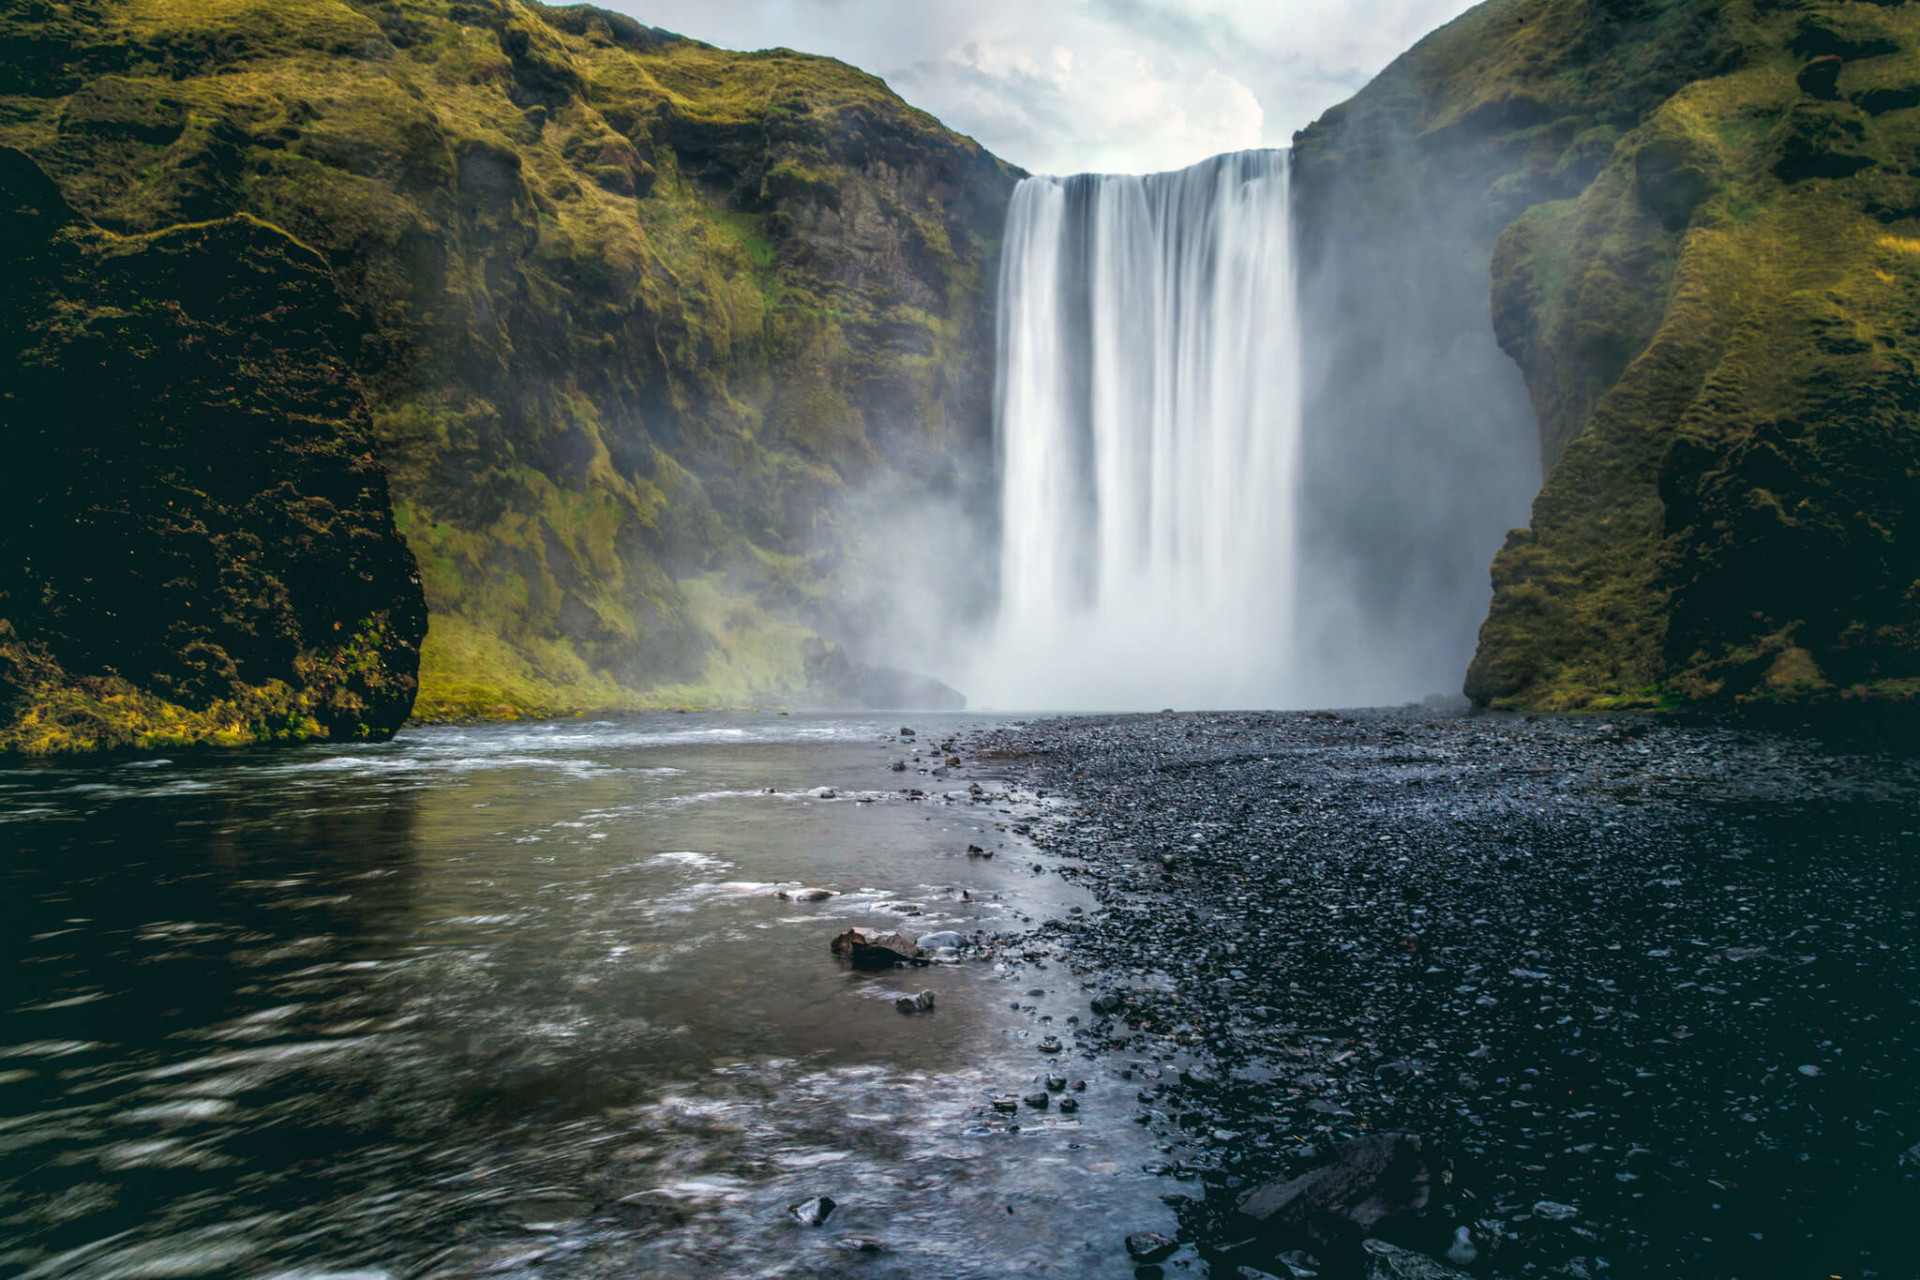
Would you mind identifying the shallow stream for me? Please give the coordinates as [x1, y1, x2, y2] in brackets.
[0, 715, 1173, 1278]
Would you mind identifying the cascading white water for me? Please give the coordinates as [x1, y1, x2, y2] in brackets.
[968, 150, 1303, 710]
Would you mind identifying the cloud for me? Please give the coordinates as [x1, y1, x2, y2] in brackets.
[601, 0, 1483, 174]
[897, 40, 1263, 174]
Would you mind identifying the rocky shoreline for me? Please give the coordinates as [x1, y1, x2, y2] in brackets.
[964, 710, 1920, 1280]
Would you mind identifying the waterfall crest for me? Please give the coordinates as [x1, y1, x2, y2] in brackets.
[972, 150, 1302, 710]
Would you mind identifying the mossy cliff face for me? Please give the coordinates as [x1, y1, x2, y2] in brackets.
[1299, 0, 1920, 714]
[0, 147, 428, 753]
[1471, 0, 1920, 712]
[1292, 0, 1734, 705]
[1, 0, 1016, 723]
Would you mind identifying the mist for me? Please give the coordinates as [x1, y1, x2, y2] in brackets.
[822, 128, 1536, 713]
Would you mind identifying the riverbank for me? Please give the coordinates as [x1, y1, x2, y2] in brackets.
[968, 710, 1920, 1279]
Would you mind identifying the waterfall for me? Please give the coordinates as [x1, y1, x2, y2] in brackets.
[971, 150, 1303, 710]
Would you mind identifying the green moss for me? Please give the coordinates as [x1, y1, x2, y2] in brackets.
[0, 184, 427, 755]
[1, 0, 1018, 730]
[1456, 0, 1920, 712]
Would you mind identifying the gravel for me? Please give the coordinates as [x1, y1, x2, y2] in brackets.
[970, 709, 1920, 1278]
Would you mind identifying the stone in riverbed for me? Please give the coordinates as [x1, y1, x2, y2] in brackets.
[895, 990, 936, 1014]
[1024, 1091, 1050, 1108]
[790, 1195, 836, 1226]
[1038, 1036, 1063, 1053]
[1125, 1231, 1178, 1263]
[831, 928, 923, 968]
[780, 888, 837, 902]
[1235, 1132, 1431, 1252]
[918, 931, 966, 950]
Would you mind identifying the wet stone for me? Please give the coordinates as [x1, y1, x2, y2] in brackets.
[789, 1195, 836, 1227]
[1125, 1231, 1178, 1263]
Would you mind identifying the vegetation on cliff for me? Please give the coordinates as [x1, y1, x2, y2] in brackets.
[1301, 0, 1920, 713]
[1, 0, 1016, 726]
[0, 146, 427, 753]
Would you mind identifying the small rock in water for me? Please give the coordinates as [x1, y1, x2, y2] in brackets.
[835, 1236, 888, 1253]
[900, 727, 916, 738]
[991, 1095, 1021, 1113]
[1024, 1091, 1050, 1109]
[1090, 992, 1125, 1015]
[1038, 1036, 1063, 1053]
[1532, 1200, 1579, 1221]
[779, 887, 836, 902]
[945, 755, 962, 767]
[895, 990, 936, 1014]
[967, 844, 993, 857]
[890, 760, 907, 772]
[1057, 1096, 1079, 1113]
[1445, 1226, 1478, 1266]
[1046, 1074, 1067, 1091]
[811, 787, 837, 800]
[831, 928, 923, 969]
[790, 1195, 837, 1227]
[917, 931, 966, 950]
[1125, 1232, 1178, 1263]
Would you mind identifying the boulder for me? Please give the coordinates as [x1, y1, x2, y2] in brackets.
[1236, 1133, 1432, 1255]
[830, 928, 923, 968]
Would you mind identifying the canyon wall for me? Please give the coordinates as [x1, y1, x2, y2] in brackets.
[1, 0, 1016, 745]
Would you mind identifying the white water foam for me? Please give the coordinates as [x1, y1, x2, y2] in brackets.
[968, 150, 1303, 710]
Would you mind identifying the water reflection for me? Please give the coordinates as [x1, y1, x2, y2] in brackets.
[0, 716, 1170, 1278]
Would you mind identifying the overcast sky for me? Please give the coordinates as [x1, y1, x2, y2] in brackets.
[600, 0, 1483, 175]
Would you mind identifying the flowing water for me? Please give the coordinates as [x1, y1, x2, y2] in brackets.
[976, 150, 1302, 711]
[0, 716, 1174, 1279]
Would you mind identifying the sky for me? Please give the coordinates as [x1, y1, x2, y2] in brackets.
[601, 0, 1485, 175]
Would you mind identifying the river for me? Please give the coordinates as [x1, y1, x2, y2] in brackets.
[0, 715, 1174, 1279]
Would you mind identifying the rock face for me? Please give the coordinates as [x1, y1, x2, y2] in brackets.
[1299, 0, 1920, 714]
[0, 0, 1017, 723]
[0, 148, 426, 753]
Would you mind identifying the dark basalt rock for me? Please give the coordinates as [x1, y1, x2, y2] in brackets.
[1, 151, 426, 753]
[1236, 1133, 1432, 1255]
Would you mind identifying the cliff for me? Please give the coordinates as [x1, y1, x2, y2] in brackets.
[0, 147, 427, 753]
[1, 0, 1017, 730]
[1298, 0, 1920, 714]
